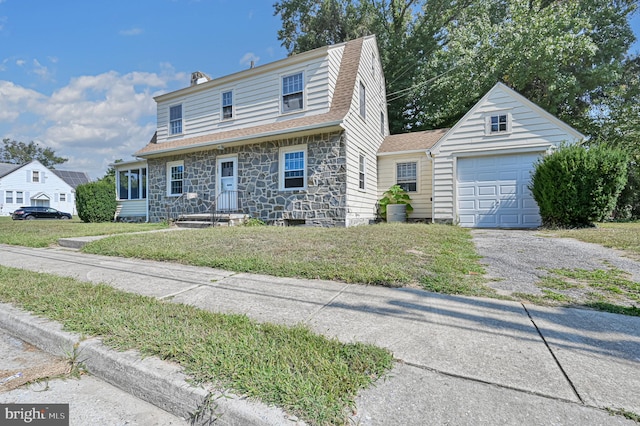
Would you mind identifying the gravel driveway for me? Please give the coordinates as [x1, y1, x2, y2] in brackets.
[471, 229, 640, 297]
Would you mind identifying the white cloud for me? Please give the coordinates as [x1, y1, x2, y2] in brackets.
[119, 27, 143, 36]
[239, 52, 259, 68]
[15, 59, 25, 66]
[32, 59, 53, 81]
[0, 16, 6, 31]
[0, 67, 186, 179]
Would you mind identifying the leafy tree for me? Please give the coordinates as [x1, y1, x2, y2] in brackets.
[0, 138, 68, 168]
[273, 0, 638, 135]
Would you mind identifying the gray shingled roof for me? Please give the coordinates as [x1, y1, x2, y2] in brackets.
[0, 162, 21, 178]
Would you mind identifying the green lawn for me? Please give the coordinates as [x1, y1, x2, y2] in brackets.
[82, 223, 496, 297]
[0, 216, 168, 247]
[542, 222, 640, 258]
[0, 265, 393, 425]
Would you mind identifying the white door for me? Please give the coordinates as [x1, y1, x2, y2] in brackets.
[456, 153, 541, 228]
[217, 156, 237, 211]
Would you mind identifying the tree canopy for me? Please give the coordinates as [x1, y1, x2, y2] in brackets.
[0, 138, 68, 168]
[273, 0, 638, 137]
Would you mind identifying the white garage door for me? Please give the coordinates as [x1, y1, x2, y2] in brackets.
[457, 153, 541, 228]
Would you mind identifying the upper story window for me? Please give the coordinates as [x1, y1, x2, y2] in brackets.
[359, 154, 366, 190]
[167, 161, 184, 196]
[118, 167, 147, 200]
[490, 114, 509, 133]
[59, 193, 66, 202]
[380, 111, 385, 136]
[222, 91, 233, 119]
[169, 105, 183, 135]
[280, 145, 306, 190]
[359, 81, 366, 119]
[282, 72, 303, 113]
[32, 170, 40, 183]
[397, 162, 417, 192]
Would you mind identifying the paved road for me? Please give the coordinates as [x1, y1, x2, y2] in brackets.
[0, 329, 187, 425]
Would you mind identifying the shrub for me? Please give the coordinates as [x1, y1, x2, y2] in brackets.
[530, 144, 628, 227]
[75, 180, 117, 223]
[612, 161, 640, 221]
[378, 185, 414, 220]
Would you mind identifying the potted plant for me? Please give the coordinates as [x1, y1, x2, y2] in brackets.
[378, 184, 414, 222]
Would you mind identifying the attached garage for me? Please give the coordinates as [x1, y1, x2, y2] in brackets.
[456, 153, 541, 228]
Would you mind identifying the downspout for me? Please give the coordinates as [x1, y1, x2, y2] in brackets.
[145, 164, 150, 222]
[426, 150, 435, 224]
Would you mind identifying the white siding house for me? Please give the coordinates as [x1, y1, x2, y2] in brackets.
[0, 160, 90, 217]
[130, 35, 387, 226]
[377, 83, 585, 228]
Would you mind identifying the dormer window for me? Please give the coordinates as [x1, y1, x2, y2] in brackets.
[282, 72, 303, 113]
[169, 105, 183, 135]
[222, 91, 233, 119]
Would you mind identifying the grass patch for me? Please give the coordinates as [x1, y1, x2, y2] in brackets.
[0, 266, 393, 425]
[0, 216, 168, 248]
[516, 267, 640, 316]
[543, 222, 640, 258]
[82, 224, 495, 296]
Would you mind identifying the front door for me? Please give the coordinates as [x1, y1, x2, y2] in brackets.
[217, 156, 237, 211]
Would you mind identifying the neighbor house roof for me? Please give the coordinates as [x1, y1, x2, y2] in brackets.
[134, 36, 367, 158]
[51, 170, 91, 188]
[378, 128, 449, 155]
[0, 162, 21, 178]
[0, 161, 90, 188]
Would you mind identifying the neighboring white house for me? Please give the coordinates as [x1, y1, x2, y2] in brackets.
[377, 82, 585, 228]
[0, 160, 90, 216]
[119, 35, 388, 226]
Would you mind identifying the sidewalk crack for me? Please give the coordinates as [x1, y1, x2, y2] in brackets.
[521, 303, 584, 404]
[303, 284, 351, 323]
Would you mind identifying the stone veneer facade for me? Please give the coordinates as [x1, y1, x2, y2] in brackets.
[147, 131, 348, 226]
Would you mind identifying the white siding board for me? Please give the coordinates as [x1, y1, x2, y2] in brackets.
[431, 83, 583, 223]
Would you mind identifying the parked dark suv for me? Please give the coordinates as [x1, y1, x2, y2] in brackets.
[12, 206, 72, 220]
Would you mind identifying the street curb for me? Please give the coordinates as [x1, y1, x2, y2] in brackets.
[0, 303, 300, 425]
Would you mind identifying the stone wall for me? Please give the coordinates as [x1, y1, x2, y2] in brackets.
[147, 131, 348, 226]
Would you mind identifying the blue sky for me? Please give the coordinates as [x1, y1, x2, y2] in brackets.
[1, 0, 639, 179]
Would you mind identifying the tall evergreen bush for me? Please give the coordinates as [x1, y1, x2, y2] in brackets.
[75, 180, 117, 223]
[530, 144, 628, 227]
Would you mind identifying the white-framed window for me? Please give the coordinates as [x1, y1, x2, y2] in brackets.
[359, 81, 366, 119]
[380, 110, 385, 136]
[166, 161, 184, 196]
[486, 112, 511, 134]
[169, 104, 183, 135]
[59, 193, 66, 202]
[222, 90, 233, 119]
[279, 145, 306, 190]
[5, 191, 13, 203]
[359, 154, 366, 190]
[16, 191, 23, 204]
[282, 72, 304, 113]
[32, 170, 40, 183]
[397, 162, 417, 192]
[118, 167, 147, 200]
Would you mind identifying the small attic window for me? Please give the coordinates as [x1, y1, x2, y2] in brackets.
[490, 114, 508, 133]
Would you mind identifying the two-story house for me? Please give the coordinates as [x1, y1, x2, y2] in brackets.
[0, 160, 90, 216]
[119, 35, 387, 226]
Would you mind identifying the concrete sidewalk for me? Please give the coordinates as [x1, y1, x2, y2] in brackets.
[0, 243, 638, 425]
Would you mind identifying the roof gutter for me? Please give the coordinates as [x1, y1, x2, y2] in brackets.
[138, 120, 346, 158]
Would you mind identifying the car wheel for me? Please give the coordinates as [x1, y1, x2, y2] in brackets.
[60, 216, 69, 220]
[25, 215, 35, 220]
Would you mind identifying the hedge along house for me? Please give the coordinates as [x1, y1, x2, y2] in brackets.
[125, 36, 388, 226]
[377, 83, 585, 228]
